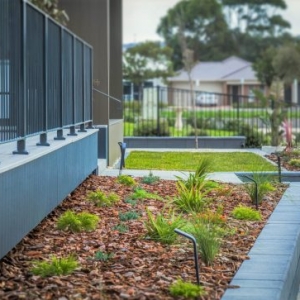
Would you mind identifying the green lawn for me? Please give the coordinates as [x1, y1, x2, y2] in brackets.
[125, 151, 277, 172]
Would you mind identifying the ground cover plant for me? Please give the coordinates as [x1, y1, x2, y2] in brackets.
[0, 174, 287, 299]
[125, 151, 277, 172]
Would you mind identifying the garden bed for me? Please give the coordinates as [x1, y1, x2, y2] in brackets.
[0, 174, 287, 299]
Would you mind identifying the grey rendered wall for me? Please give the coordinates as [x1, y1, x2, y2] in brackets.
[0, 132, 98, 259]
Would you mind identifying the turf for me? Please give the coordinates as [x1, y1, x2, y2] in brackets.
[125, 151, 277, 172]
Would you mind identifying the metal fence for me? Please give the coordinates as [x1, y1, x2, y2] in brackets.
[124, 86, 300, 147]
[0, 0, 93, 152]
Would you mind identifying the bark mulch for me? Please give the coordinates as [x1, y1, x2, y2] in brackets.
[266, 150, 300, 171]
[0, 175, 287, 300]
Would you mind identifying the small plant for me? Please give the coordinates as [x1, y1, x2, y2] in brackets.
[173, 181, 210, 213]
[113, 223, 129, 233]
[289, 158, 300, 168]
[169, 279, 206, 298]
[31, 255, 78, 277]
[130, 187, 162, 200]
[192, 223, 221, 266]
[244, 173, 275, 204]
[94, 251, 114, 261]
[124, 198, 137, 206]
[144, 209, 186, 244]
[87, 190, 120, 207]
[232, 205, 262, 221]
[197, 210, 227, 226]
[117, 175, 137, 186]
[141, 171, 160, 185]
[119, 211, 140, 221]
[57, 210, 99, 232]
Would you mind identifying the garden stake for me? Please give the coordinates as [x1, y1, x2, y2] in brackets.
[241, 175, 258, 210]
[174, 229, 200, 285]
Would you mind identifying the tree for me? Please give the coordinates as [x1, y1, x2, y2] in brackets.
[29, 0, 69, 25]
[221, 0, 290, 37]
[157, 0, 232, 70]
[253, 45, 300, 146]
[123, 41, 174, 97]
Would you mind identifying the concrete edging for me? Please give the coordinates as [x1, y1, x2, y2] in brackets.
[222, 183, 300, 300]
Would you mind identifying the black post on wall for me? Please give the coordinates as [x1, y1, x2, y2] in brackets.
[13, 0, 28, 154]
[68, 34, 77, 136]
[157, 86, 160, 136]
[37, 14, 50, 147]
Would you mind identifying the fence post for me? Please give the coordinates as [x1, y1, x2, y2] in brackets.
[37, 14, 49, 146]
[13, 0, 28, 154]
[157, 86, 160, 136]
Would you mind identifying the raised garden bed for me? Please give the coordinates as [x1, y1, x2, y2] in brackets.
[0, 174, 287, 299]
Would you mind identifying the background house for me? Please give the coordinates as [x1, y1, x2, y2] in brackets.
[168, 56, 299, 105]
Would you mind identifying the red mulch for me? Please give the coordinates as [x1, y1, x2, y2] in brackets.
[266, 151, 300, 171]
[0, 175, 287, 300]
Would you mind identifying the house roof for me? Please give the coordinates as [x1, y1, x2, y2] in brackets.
[168, 56, 258, 82]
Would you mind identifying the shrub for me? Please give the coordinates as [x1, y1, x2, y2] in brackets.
[133, 119, 170, 136]
[186, 116, 215, 130]
[244, 173, 275, 204]
[113, 223, 129, 233]
[87, 190, 120, 207]
[31, 255, 78, 277]
[57, 210, 99, 232]
[94, 251, 114, 261]
[117, 175, 137, 186]
[169, 279, 206, 298]
[144, 209, 186, 244]
[197, 210, 227, 226]
[119, 211, 140, 221]
[289, 158, 300, 167]
[124, 198, 137, 206]
[173, 181, 210, 213]
[190, 223, 221, 266]
[175, 158, 213, 192]
[232, 205, 262, 221]
[130, 187, 162, 200]
[141, 171, 160, 185]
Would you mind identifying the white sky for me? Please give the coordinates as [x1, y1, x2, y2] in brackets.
[123, 0, 300, 44]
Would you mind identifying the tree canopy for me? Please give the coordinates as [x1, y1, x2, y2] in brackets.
[157, 0, 295, 69]
[123, 41, 174, 88]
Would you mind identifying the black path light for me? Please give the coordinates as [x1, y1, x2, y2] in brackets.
[174, 229, 200, 285]
[275, 152, 282, 183]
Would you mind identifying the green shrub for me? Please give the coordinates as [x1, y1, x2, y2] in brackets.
[94, 251, 114, 261]
[244, 173, 275, 204]
[175, 158, 213, 192]
[119, 211, 140, 221]
[31, 255, 78, 277]
[173, 181, 210, 213]
[113, 223, 129, 233]
[289, 158, 300, 167]
[130, 187, 162, 200]
[169, 279, 206, 298]
[232, 205, 262, 221]
[186, 116, 216, 130]
[87, 190, 120, 207]
[117, 175, 137, 186]
[190, 223, 221, 266]
[141, 171, 160, 185]
[57, 210, 99, 232]
[144, 209, 186, 244]
[124, 198, 137, 206]
[133, 119, 170, 136]
[238, 123, 262, 148]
